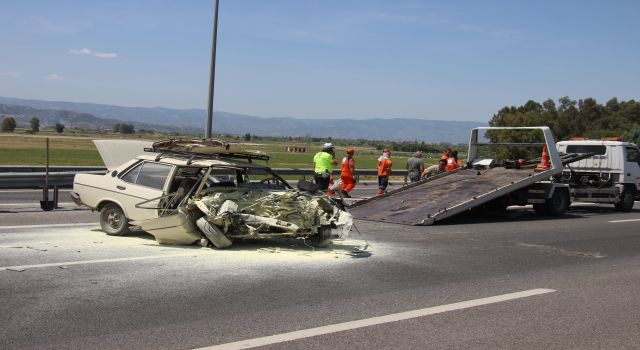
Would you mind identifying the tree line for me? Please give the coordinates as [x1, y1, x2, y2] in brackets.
[1, 116, 136, 135]
[1, 116, 65, 133]
[489, 96, 640, 143]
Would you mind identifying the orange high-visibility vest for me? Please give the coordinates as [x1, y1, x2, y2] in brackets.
[445, 157, 458, 172]
[341, 156, 355, 178]
[377, 158, 392, 176]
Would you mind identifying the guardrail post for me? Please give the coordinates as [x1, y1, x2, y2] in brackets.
[53, 185, 59, 209]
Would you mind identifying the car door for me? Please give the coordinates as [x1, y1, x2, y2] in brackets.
[116, 161, 173, 220]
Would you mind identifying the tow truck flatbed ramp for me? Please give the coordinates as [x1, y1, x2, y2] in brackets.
[347, 125, 593, 226]
[348, 167, 538, 225]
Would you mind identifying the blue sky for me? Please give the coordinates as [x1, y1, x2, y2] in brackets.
[1, 0, 639, 122]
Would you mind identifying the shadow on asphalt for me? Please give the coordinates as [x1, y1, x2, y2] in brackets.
[99, 228, 372, 259]
[436, 204, 638, 226]
[206, 237, 372, 259]
[90, 228, 157, 241]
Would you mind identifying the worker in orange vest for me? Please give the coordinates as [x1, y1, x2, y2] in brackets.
[340, 147, 356, 197]
[440, 147, 451, 164]
[445, 148, 459, 172]
[377, 148, 392, 195]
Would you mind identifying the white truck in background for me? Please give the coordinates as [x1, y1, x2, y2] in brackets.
[556, 138, 640, 212]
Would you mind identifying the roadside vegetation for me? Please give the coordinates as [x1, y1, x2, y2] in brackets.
[485, 96, 640, 160]
[489, 96, 640, 144]
[3, 95, 637, 168]
[0, 129, 457, 169]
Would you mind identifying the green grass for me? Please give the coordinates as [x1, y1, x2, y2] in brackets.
[0, 149, 104, 166]
[0, 132, 454, 168]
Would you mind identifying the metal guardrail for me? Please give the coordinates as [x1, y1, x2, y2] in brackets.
[0, 166, 408, 189]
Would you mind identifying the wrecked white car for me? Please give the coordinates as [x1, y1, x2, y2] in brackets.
[71, 139, 352, 248]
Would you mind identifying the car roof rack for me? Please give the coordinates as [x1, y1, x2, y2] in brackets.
[144, 138, 270, 163]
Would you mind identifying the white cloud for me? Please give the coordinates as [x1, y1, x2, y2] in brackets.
[43, 74, 64, 81]
[69, 48, 118, 59]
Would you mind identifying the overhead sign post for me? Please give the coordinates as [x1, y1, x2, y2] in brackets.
[205, 0, 219, 139]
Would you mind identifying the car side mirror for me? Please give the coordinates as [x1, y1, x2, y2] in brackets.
[111, 170, 118, 177]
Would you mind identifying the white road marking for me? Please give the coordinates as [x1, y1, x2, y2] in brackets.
[1, 253, 197, 271]
[0, 202, 75, 207]
[0, 223, 97, 230]
[0, 189, 61, 193]
[195, 288, 556, 350]
[608, 218, 640, 223]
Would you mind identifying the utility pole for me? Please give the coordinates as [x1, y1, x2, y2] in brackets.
[205, 0, 219, 139]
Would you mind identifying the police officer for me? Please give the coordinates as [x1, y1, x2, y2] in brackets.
[313, 143, 337, 191]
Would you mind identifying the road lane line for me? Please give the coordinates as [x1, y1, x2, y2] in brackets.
[609, 218, 640, 223]
[196, 288, 556, 350]
[1, 253, 197, 271]
[0, 189, 64, 193]
[0, 223, 98, 230]
[0, 202, 76, 207]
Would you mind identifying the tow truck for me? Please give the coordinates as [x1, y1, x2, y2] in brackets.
[349, 127, 638, 225]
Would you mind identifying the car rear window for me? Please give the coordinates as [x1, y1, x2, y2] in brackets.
[121, 161, 172, 190]
[566, 145, 606, 155]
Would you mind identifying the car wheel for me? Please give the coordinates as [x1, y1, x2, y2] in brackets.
[310, 225, 332, 248]
[544, 189, 569, 216]
[100, 203, 130, 236]
[615, 187, 636, 212]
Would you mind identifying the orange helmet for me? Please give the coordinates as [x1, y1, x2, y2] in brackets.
[347, 147, 354, 155]
[383, 148, 391, 154]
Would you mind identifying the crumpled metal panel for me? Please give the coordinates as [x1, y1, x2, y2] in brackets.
[138, 209, 203, 244]
[193, 190, 330, 234]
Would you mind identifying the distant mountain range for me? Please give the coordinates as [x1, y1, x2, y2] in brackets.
[0, 96, 487, 143]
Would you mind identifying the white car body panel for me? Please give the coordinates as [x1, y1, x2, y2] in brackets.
[73, 158, 166, 221]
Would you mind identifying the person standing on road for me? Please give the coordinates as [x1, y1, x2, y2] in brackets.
[405, 151, 425, 183]
[340, 147, 357, 197]
[313, 143, 337, 191]
[376, 148, 393, 195]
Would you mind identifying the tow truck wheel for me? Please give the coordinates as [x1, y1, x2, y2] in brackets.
[615, 187, 636, 212]
[310, 225, 332, 248]
[100, 203, 130, 236]
[544, 189, 570, 216]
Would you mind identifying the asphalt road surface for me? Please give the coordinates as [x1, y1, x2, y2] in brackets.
[1, 189, 639, 349]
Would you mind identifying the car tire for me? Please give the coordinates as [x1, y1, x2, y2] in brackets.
[310, 225, 332, 248]
[544, 189, 570, 216]
[615, 186, 636, 212]
[100, 203, 130, 236]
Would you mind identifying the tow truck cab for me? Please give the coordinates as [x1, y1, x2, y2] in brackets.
[556, 139, 640, 211]
[556, 139, 640, 191]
